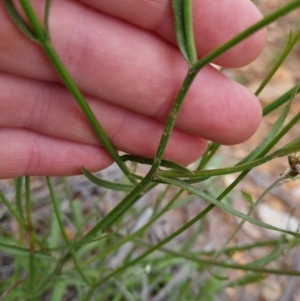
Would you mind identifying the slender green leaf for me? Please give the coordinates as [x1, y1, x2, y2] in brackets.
[25, 176, 36, 300]
[172, 0, 197, 64]
[278, 136, 300, 153]
[159, 177, 300, 238]
[143, 239, 300, 278]
[193, 1, 300, 74]
[197, 143, 220, 170]
[197, 277, 223, 300]
[44, 0, 52, 39]
[169, 194, 196, 209]
[172, 0, 189, 61]
[51, 281, 66, 301]
[265, 112, 300, 157]
[4, 0, 37, 41]
[0, 191, 26, 229]
[183, 0, 197, 63]
[0, 241, 52, 260]
[46, 177, 91, 285]
[48, 210, 60, 249]
[239, 91, 295, 165]
[89, 234, 300, 295]
[226, 273, 265, 288]
[82, 167, 134, 191]
[255, 31, 300, 96]
[14, 177, 24, 222]
[158, 142, 300, 180]
[263, 84, 300, 116]
[121, 155, 193, 175]
[241, 191, 254, 208]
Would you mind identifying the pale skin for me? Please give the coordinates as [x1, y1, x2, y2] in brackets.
[0, 0, 266, 179]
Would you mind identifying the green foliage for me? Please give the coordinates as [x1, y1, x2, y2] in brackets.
[1, 1, 300, 300]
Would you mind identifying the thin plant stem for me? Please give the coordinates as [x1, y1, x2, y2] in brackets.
[85, 189, 185, 264]
[25, 176, 35, 300]
[15, 0, 135, 183]
[192, 1, 300, 73]
[46, 177, 91, 285]
[197, 143, 220, 170]
[212, 175, 289, 260]
[14, 176, 24, 221]
[0, 190, 26, 230]
[157, 141, 300, 180]
[255, 30, 300, 96]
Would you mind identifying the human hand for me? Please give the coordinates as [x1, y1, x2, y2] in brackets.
[0, 0, 266, 179]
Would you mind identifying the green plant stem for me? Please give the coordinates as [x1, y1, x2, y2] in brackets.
[72, 69, 197, 243]
[255, 31, 300, 96]
[134, 241, 300, 277]
[25, 176, 35, 300]
[121, 155, 193, 175]
[0, 190, 26, 230]
[84, 204, 213, 298]
[192, 1, 300, 73]
[14, 177, 24, 221]
[131, 238, 300, 277]
[195, 81, 300, 172]
[212, 174, 288, 260]
[157, 141, 300, 180]
[197, 143, 220, 170]
[16, 0, 134, 183]
[46, 177, 91, 285]
[85, 189, 185, 264]
[263, 84, 300, 116]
